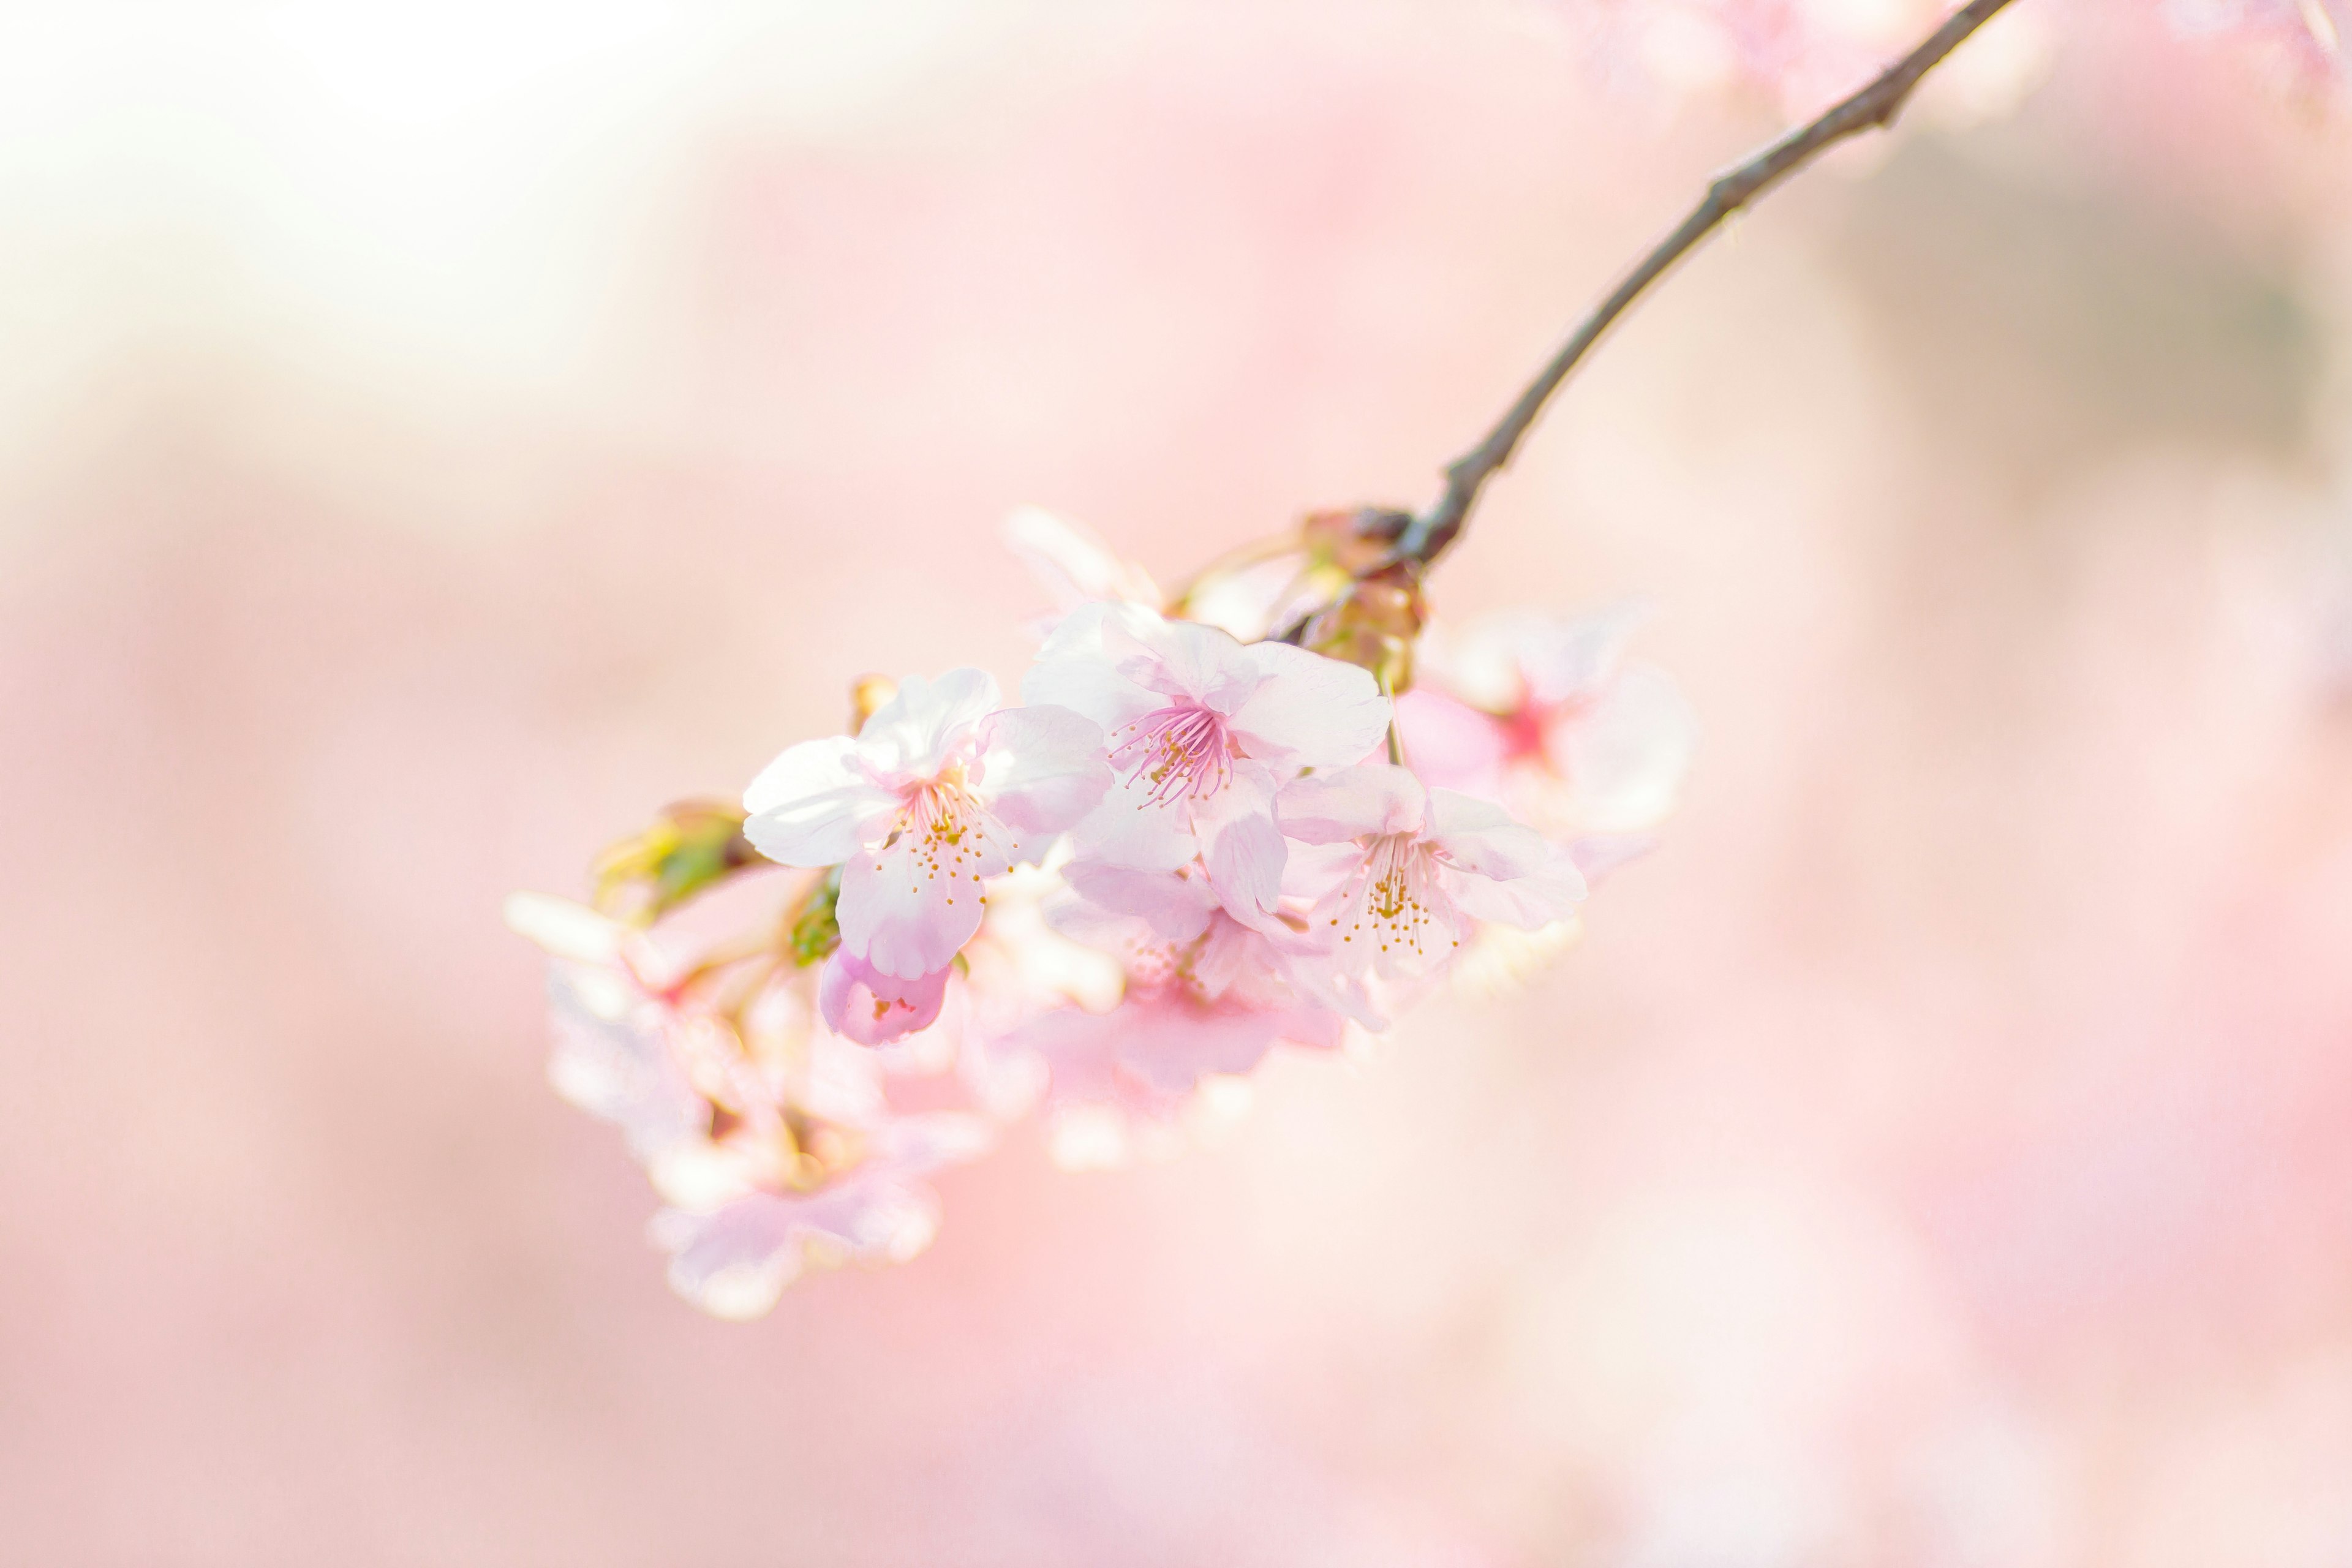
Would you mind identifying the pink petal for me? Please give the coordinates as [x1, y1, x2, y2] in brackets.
[1543, 660, 1695, 831]
[835, 818, 1006, 979]
[1275, 763, 1427, 842]
[818, 950, 951, 1046]
[1002, 505, 1160, 611]
[977, 703, 1111, 839]
[1425, 788, 1572, 884]
[1228, 641, 1392, 767]
[1203, 810, 1287, 921]
[1395, 688, 1510, 797]
[1059, 860, 1219, 942]
[1438, 861, 1585, 930]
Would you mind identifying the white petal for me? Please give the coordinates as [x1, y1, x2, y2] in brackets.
[743, 736, 894, 866]
[858, 668, 1000, 777]
[1069, 769, 1202, 872]
[504, 892, 625, 963]
[1439, 861, 1585, 930]
[1003, 505, 1161, 610]
[1275, 763, 1426, 843]
[1229, 642, 1391, 766]
[1131, 615, 1261, 711]
[650, 1197, 805, 1321]
[1425, 788, 1575, 885]
[979, 704, 1111, 837]
[1020, 601, 1161, 727]
[545, 963, 706, 1161]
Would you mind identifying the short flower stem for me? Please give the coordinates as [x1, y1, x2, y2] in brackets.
[1389, 0, 2024, 570]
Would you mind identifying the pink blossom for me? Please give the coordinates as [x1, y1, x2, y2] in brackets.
[649, 1114, 995, 1320]
[1276, 763, 1586, 981]
[979, 865, 1351, 1164]
[1398, 606, 1694, 842]
[1023, 602, 1390, 921]
[742, 669, 1110, 980]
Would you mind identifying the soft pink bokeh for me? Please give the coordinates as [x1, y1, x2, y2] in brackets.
[4, 4, 2350, 1562]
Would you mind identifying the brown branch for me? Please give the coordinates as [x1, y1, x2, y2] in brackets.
[1390, 0, 2022, 568]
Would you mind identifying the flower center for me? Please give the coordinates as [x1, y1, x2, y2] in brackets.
[1336, 832, 1446, 959]
[893, 772, 990, 886]
[1107, 704, 1233, 805]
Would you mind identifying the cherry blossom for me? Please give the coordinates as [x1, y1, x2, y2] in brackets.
[1276, 763, 1588, 982]
[650, 1114, 995, 1320]
[1398, 606, 1695, 845]
[1024, 601, 1390, 922]
[988, 872, 1348, 1166]
[743, 668, 1110, 980]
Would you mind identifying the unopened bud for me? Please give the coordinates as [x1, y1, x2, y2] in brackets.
[849, 675, 897, 732]
[1300, 562, 1428, 693]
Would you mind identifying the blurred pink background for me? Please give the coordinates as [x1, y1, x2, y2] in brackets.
[5, 3, 2352, 1563]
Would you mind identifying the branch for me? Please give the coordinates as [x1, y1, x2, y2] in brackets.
[1390, 0, 2022, 568]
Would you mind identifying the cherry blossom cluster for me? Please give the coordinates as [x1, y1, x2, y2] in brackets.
[510, 512, 1691, 1316]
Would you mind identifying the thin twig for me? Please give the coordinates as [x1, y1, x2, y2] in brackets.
[1390, 0, 2021, 568]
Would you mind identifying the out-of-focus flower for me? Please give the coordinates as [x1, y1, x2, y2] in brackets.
[1025, 601, 1390, 923]
[650, 1114, 995, 1321]
[1277, 763, 1587, 982]
[1566, 0, 2056, 124]
[1004, 505, 1163, 618]
[2166, 0, 2345, 88]
[991, 871, 1348, 1167]
[1399, 606, 1695, 843]
[742, 668, 1110, 979]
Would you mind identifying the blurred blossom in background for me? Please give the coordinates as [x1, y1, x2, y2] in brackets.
[5, 2, 2352, 1563]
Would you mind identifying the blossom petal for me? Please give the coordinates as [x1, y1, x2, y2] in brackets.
[1059, 861, 1219, 942]
[744, 735, 895, 866]
[836, 820, 1005, 979]
[1229, 642, 1392, 767]
[1425, 788, 1578, 886]
[1003, 505, 1161, 612]
[978, 703, 1111, 839]
[858, 668, 1000, 778]
[1128, 614, 1261, 712]
[1394, 689, 1510, 799]
[1438, 860, 1586, 930]
[545, 963, 706, 1163]
[1545, 662, 1695, 832]
[1203, 809, 1287, 921]
[1070, 775, 1200, 872]
[651, 1175, 945, 1321]
[818, 950, 951, 1046]
[649, 1197, 809, 1321]
[1020, 601, 1161, 728]
[1275, 763, 1427, 843]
